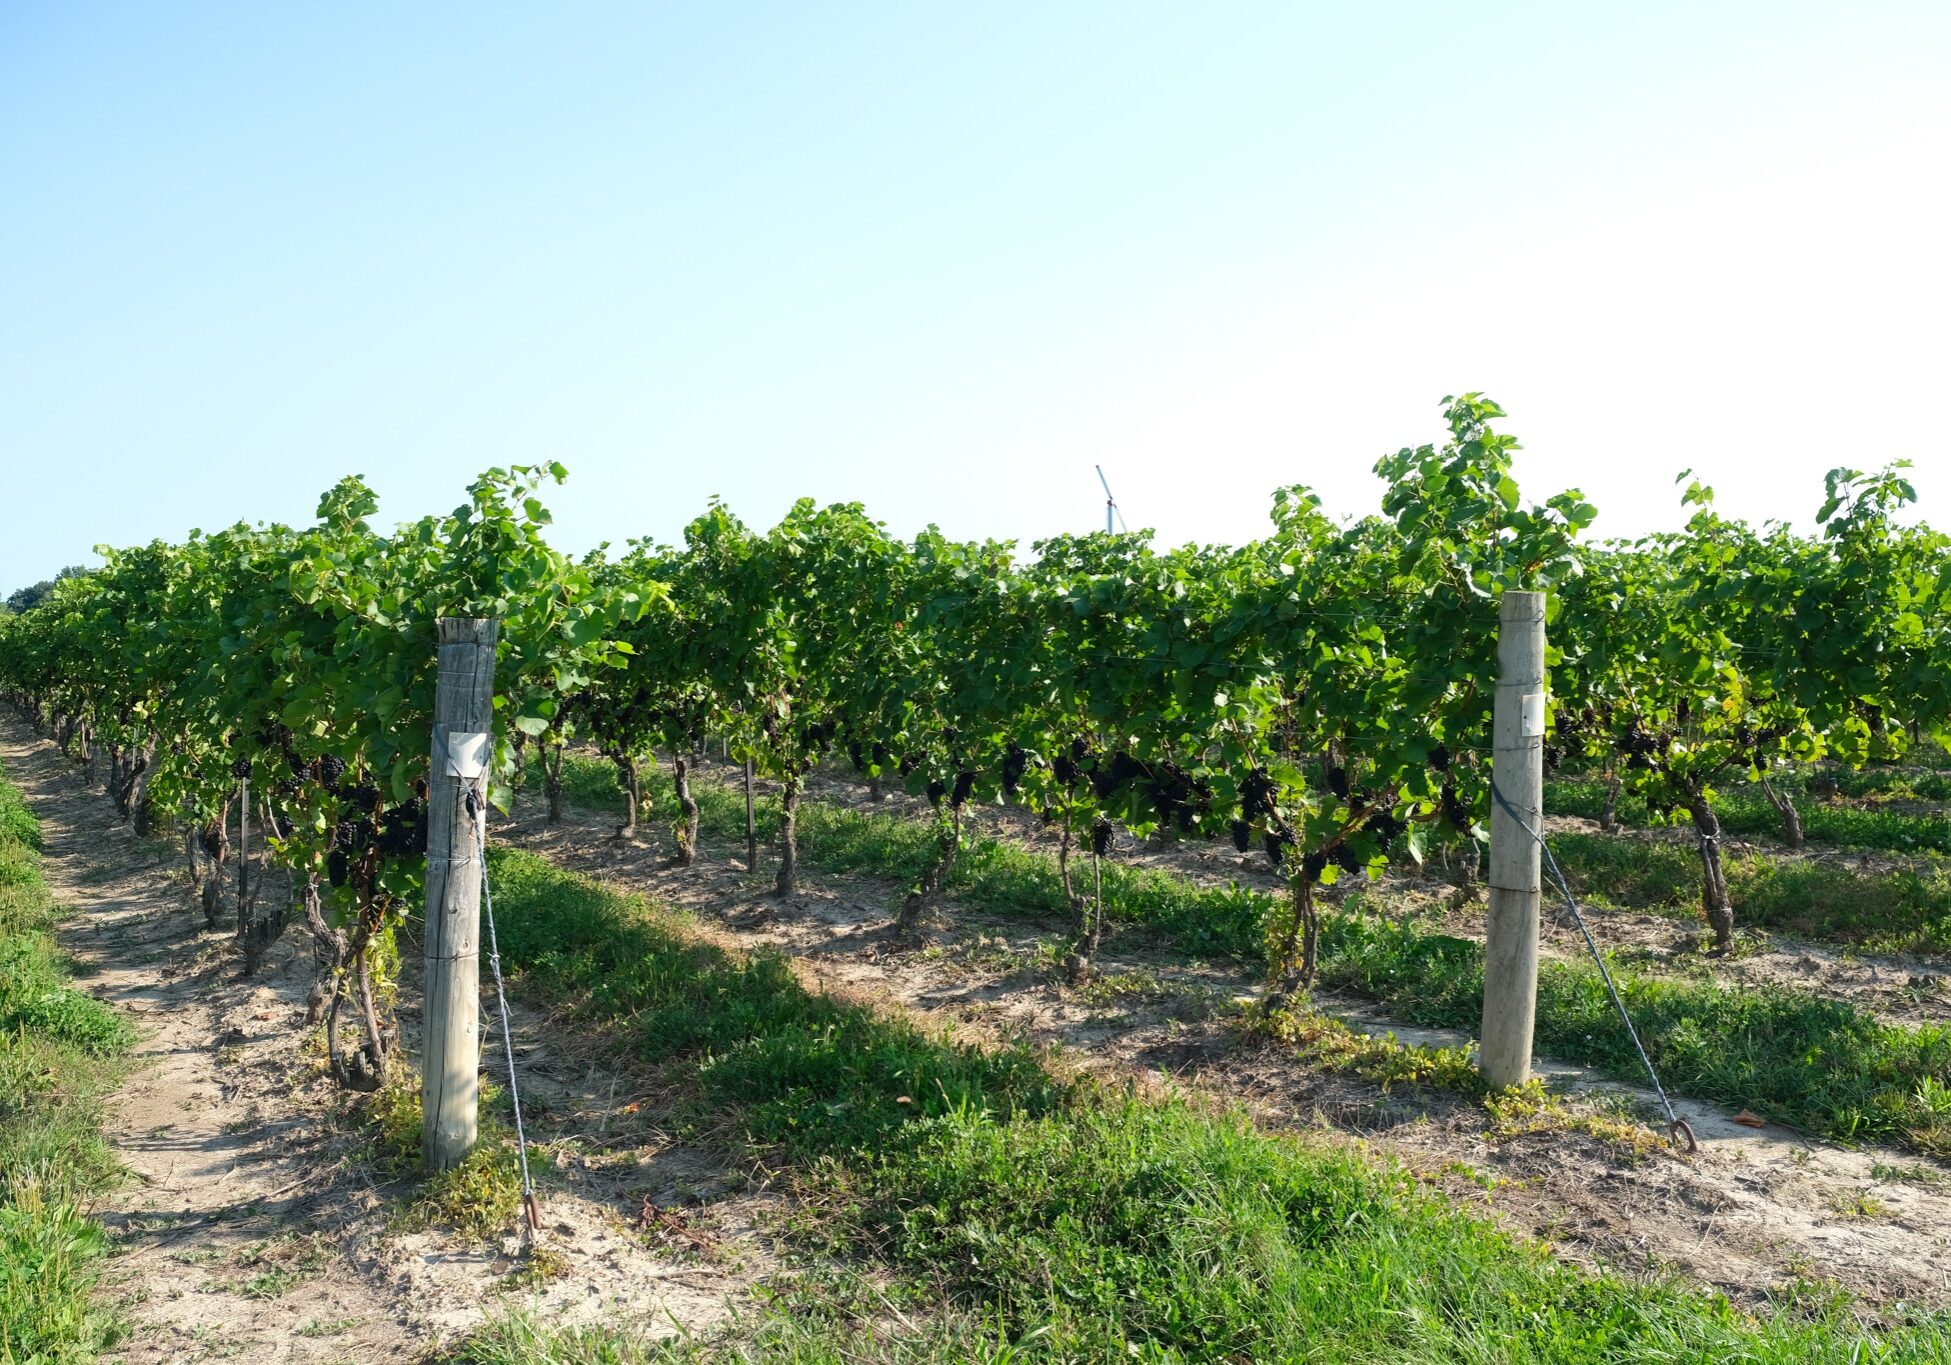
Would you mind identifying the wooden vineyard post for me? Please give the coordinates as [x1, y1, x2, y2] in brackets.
[1481, 591, 1545, 1090]
[422, 617, 497, 1171]
[744, 757, 758, 871]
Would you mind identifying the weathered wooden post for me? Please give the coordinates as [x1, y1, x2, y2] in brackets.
[423, 617, 497, 1171]
[1481, 591, 1546, 1090]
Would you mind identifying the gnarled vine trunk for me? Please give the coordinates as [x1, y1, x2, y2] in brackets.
[199, 808, 230, 930]
[1757, 774, 1805, 850]
[670, 752, 699, 865]
[897, 808, 962, 935]
[1599, 771, 1621, 832]
[1687, 794, 1735, 949]
[1265, 875, 1318, 1009]
[774, 775, 801, 896]
[544, 744, 564, 824]
[614, 754, 640, 839]
[322, 913, 386, 1092]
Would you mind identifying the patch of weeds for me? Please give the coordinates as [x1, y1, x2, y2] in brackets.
[297, 1315, 362, 1338]
[242, 1267, 306, 1299]
[1483, 1084, 1665, 1157]
[1769, 1272, 1860, 1322]
[1443, 1159, 1500, 1192]
[1870, 1161, 1948, 1187]
[499, 1243, 571, 1291]
[1823, 1188, 1893, 1220]
[1249, 1003, 1486, 1098]
[352, 1073, 543, 1246]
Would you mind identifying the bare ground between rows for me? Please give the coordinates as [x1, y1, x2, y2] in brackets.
[764, 760, 1951, 1028]
[501, 783, 1951, 1319]
[0, 716, 776, 1363]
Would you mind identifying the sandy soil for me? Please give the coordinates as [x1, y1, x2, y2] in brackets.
[0, 716, 772, 1363]
[500, 776, 1951, 1319]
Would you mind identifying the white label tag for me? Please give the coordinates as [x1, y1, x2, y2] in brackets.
[444, 731, 489, 779]
[1520, 693, 1547, 738]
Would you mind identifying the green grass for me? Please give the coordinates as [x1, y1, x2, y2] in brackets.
[460, 846, 1951, 1362]
[1545, 832, 1951, 952]
[1317, 905, 1951, 1156]
[0, 756, 131, 1361]
[543, 753, 1951, 1156]
[1547, 777, 1951, 855]
[451, 1301, 1051, 1364]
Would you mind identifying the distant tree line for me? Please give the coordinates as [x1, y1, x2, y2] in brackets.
[4, 566, 89, 615]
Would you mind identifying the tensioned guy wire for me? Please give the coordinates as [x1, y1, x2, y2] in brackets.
[1489, 779, 1698, 1153]
[465, 784, 542, 1235]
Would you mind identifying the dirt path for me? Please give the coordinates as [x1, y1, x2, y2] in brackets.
[0, 717, 770, 1362]
[501, 784, 1951, 1318]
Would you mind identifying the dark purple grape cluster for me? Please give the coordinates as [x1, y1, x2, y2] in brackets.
[1090, 752, 1142, 801]
[1326, 765, 1350, 800]
[1264, 829, 1290, 870]
[951, 770, 976, 807]
[376, 799, 428, 857]
[200, 828, 223, 857]
[871, 742, 890, 770]
[231, 756, 252, 780]
[1428, 743, 1450, 773]
[1000, 745, 1028, 796]
[1365, 810, 1403, 850]
[344, 784, 380, 813]
[286, 750, 309, 777]
[1091, 818, 1113, 858]
[327, 848, 349, 888]
[1230, 819, 1252, 853]
[316, 755, 348, 787]
[926, 778, 947, 807]
[848, 742, 866, 773]
[1238, 769, 1274, 822]
[1440, 780, 1469, 831]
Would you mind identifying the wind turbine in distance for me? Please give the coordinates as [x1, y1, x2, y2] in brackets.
[1095, 465, 1129, 535]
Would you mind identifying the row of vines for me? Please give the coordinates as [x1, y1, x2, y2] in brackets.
[1, 397, 1945, 1095]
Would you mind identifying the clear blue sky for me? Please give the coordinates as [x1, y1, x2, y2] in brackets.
[3, 2, 1946, 593]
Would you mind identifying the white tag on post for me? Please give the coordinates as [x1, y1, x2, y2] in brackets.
[444, 731, 489, 780]
[1520, 693, 1547, 739]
